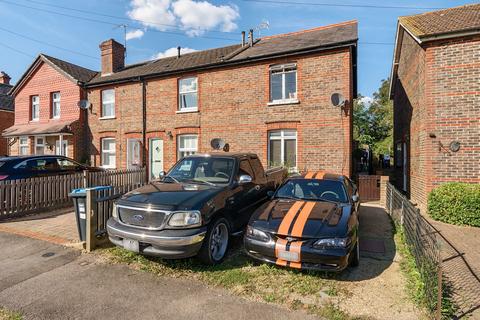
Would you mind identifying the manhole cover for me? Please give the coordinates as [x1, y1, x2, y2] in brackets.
[360, 238, 385, 254]
[41, 252, 56, 258]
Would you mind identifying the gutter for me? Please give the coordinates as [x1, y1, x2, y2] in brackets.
[85, 39, 358, 89]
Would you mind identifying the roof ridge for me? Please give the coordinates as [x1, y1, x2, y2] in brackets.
[399, 2, 480, 19]
[260, 20, 357, 41]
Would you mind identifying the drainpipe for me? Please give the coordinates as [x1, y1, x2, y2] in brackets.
[141, 79, 147, 176]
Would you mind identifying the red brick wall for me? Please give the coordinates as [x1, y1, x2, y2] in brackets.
[87, 48, 354, 177]
[0, 110, 14, 155]
[11, 60, 86, 161]
[393, 31, 480, 210]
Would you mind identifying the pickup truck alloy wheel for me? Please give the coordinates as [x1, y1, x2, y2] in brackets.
[210, 222, 229, 261]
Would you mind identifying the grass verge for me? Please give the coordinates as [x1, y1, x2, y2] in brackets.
[98, 240, 366, 320]
[395, 227, 456, 319]
[0, 308, 22, 320]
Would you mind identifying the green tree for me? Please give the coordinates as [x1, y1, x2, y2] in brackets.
[353, 79, 393, 155]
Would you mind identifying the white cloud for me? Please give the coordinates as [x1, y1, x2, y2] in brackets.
[127, 0, 239, 36]
[128, 0, 176, 31]
[153, 47, 198, 59]
[172, 0, 239, 36]
[359, 96, 373, 108]
[126, 29, 145, 40]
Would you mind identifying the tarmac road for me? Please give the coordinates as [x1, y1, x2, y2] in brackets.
[0, 231, 318, 320]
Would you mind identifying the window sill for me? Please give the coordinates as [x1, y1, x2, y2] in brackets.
[267, 99, 300, 106]
[30, 119, 39, 123]
[99, 116, 116, 120]
[101, 165, 116, 169]
[176, 109, 199, 114]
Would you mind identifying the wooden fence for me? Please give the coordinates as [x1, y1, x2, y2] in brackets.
[386, 182, 443, 319]
[0, 167, 147, 220]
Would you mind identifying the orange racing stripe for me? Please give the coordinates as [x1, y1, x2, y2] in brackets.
[314, 171, 326, 179]
[288, 241, 303, 269]
[290, 201, 316, 237]
[277, 201, 304, 235]
[304, 171, 315, 179]
[275, 238, 288, 266]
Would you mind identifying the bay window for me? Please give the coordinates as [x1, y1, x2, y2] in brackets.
[19, 137, 29, 155]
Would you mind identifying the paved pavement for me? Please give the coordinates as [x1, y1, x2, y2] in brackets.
[0, 232, 318, 320]
[0, 209, 78, 245]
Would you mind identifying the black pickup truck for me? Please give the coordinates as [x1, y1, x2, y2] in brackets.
[107, 153, 287, 264]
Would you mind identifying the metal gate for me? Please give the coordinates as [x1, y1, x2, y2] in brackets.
[358, 175, 380, 201]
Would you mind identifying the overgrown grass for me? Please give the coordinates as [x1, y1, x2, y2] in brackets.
[98, 240, 360, 320]
[0, 308, 22, 320]
[395, 227, 456, 319]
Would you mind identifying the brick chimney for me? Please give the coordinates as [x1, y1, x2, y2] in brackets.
[99, 39, 125, 76]
[0, 71, 10, 85]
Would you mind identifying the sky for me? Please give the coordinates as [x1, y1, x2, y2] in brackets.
[0, 0, 474, 99]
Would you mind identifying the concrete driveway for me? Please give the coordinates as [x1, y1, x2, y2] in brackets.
[0, 232, 318, 320]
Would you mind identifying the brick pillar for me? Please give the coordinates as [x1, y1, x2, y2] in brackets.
[379, 175, 390, 208]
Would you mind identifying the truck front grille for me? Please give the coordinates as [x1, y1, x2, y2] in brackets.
[118, 205, 168, 229]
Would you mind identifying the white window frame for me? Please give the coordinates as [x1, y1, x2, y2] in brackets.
[52, 92, 61, 119]
[31, 95, 40, 121]
[268, 130, 297, 170]
[178, 77, 198, 112]
[35, 136, 45, 155]
[269, 64, 298, 104]
[19, 137, 29, 155]
[101, 138, 116, 169]
[177, 134, 198, 160]
[101, 89, 115, 119]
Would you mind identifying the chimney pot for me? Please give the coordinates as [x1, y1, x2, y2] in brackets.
[248, 29, 254, 47]
[241, 31, 246, 47]
[177, 46, 181, 58]
[0, 71, 10, 85]
[99, 39, 125, 76]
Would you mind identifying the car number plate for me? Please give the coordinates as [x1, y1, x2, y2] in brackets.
[123, 239, 139, 253]
[278, 250, 299, 262]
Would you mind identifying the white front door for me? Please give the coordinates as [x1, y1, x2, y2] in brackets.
[55, 139, 68, 157]
[127, 139, 142, 169]
[149, 138, 164, 179]
[402, 142, 407, 192]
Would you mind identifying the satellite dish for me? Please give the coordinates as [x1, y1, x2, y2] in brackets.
[77, 100, 91, 110]
[211, 138, 226, 150]
[331, 93, 345, 107]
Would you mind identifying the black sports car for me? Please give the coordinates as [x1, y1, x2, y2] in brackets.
[244, 171, 360, 272]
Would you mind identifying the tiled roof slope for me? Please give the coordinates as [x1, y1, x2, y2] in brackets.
[0, 83, 13, 111]
[88, 20, 358, 85]
[400, 3, 480, 40]
[42, 54, 98, 83]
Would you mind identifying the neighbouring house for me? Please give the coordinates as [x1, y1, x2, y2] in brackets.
[390, 4, 480, 210]
[85, 21, 358, 179]
[3, 54, 97, 161]
[0, 72, 14, 156]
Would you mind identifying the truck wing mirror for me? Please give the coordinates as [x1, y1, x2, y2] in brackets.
[238, 174, 253, 185]
[159, 171, 166, 177]
[267, 190, 275, 198]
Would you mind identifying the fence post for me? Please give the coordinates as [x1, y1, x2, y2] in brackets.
[85, 188, 97, 252]
[83, 170, 88, 188]
[400, 198, 404, 226]
[389, 185, 393, 214]
[436, 263, 443, 320]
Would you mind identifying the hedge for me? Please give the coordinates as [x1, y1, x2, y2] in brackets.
[428, 183, 480, 227]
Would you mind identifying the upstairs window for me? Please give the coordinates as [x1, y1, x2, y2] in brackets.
[270, 64, 297, 103]
[31, 95, 40, 121]
[101, 89, 115, 118]
[177, 135, 198, 159]
[51, 92, 60, 119]
[178, 77, 198, 111]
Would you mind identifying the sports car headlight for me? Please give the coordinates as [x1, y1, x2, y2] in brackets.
[313, 237, 350, 249]
[168, 211, 202, 227]
[246, 226, 270, 242]
[112, 203, 118, 218]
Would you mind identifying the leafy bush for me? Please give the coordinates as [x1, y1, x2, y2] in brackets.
[428, 183, 480, 227]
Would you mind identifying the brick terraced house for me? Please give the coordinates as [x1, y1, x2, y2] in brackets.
[86, 21, 358, 179]
[0, 71, 14, 156]
[3, 54, 97, 161]
[390, 4, 480, 210]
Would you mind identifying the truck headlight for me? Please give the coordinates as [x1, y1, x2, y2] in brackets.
[168, 211, 202, 227]
[313, 237, 350, 249]
[246, 225, 270, 242]
[112, 203, 118, 219]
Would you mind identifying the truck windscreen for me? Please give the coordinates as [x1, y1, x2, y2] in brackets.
[168, 157, 235, 185]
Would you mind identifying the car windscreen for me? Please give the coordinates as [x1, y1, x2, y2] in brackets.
[168, 157, 235, 185]
[275, 179, 348, 203]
